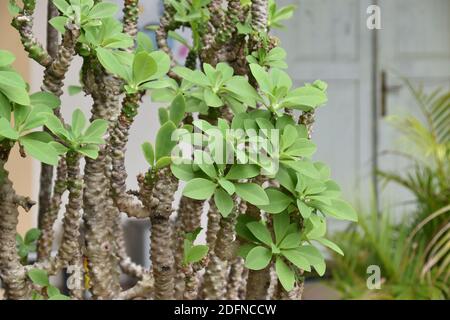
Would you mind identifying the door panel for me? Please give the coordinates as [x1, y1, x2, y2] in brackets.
[276, 0, 375, 205]
[377, 0, 450, 213]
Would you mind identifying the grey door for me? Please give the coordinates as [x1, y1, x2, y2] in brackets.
[377, 0, 450, 213]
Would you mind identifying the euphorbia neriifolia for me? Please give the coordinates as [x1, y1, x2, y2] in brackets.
[0, 0, 356, 300]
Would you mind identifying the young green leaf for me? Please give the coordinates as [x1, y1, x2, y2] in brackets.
[141, 142, 155, 166]
[244, 246, 272, 270]
[0, 118, 19, 140]
[155, 121, 177, 160]
[20, 137, 59, 165]
[275, 257, 295, 292]
[27, 269, 49, 287]
[315, 237, 344, 256]
[169, 94, 186, 126]
[257, 188, 292, 214]
[0, 50, 16, 67]
[24, 228, 41, 244]
[71, 109, 86, 137]
[225, 164, 260, 180]
[89, 2, 118, 19]
[183, 178, 217, 200]
[132, 52, 157, 86]
[281, 249, 311, 272]
[278, 233, 301, 249]
[246, 221, 273, 246]
[214, 188, 234, 217]
[234, 183, 269, 206]
[185, 245, 209, 264]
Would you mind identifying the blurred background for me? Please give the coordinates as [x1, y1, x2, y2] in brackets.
[1, 0, 449, 299]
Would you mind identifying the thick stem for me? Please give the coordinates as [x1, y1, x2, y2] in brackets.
[226, 257, 245, 300]
[201, 199, 241, 299]
[155, 4, 181, 80]
[173, 197, 204, 298]
[149, 169, 177, 299]
[298, 111, 315, 139]
[11, 3, 52, 67]
[110, 94, 150, 218]
[37, 159, 67, 261]
[82, 63, 123, 298]
[251, 0, 269, 32]
[205, 199, 221, 251]
[56, 152, 82, 265]
[122, 0, 140, 37]
[0, 153, 31, 299]
[41, 24, 80, 103]
[38, 1, 61, 232]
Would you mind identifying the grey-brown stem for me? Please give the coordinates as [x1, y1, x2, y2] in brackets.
[0, 159, 31, 300]
[150, 168, 178, 300]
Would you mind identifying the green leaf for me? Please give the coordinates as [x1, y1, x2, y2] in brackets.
[132, 52, 157, 85]
[203, 88, 223, 107]
[315, 198, 358, 222]
[194, 150, 216, 178]
[297, 200, 312, 219]
[83, 119, 108, 140]
[148, 51, 171, 79]
[282, 160, 320, 179]
[158, 108, 169, 125]
[315, 237, 344, 256]
[234, 183, 269, 206]
[170, 163, 196, 181]
[281, 249, 311, 272]
[214, 188, 234, 217]
[48, 294, 71, 300]
[0, 118, 19, 140]
[71, 109, 86, 137]
[136, 32, 154, 53]
[89, 2, 118, 19]
[218, 178, 235, 195]
[244, 246, 272, 270]
[225, 164, 260, 180]
[183, 178, 217, 200]
[27, 269, 49, 287]
[77, 144, 100, 159]
[49, 141, 68, 155]
[169, 94, 186, 125]
[141, 142, 154, 166]
[186, 245, 209, 264]
[273, 212, 290, 245]
[173, 67, 209, 87]
[96, 48, 130, 82]
[47, 285, 61, 297]
[155, 156, 172, 169]
[246, 221, 273, 246]
[0, 50, 16, 67]
[49, 16, 69, 33]
[52, 0, 70, 14]
[7, 1, 20, 16]
[258, 188, 292, 214]
[249, 64, 271, 93]
[24, 228, 41, 244]
[0, 92, 11, 121]
[0, 79, 30, 106]
[30, 92, 60, 109]
[285, 86, 328, 110]
[279, 233, 301, 249]
[155, 121, 177, 160]
[275, 257, 295, 291]
[44, 114, 69, 140]
[296, 245, 326, 276]
[20, 137, 59, 165]
[68, 85, 83, 96]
